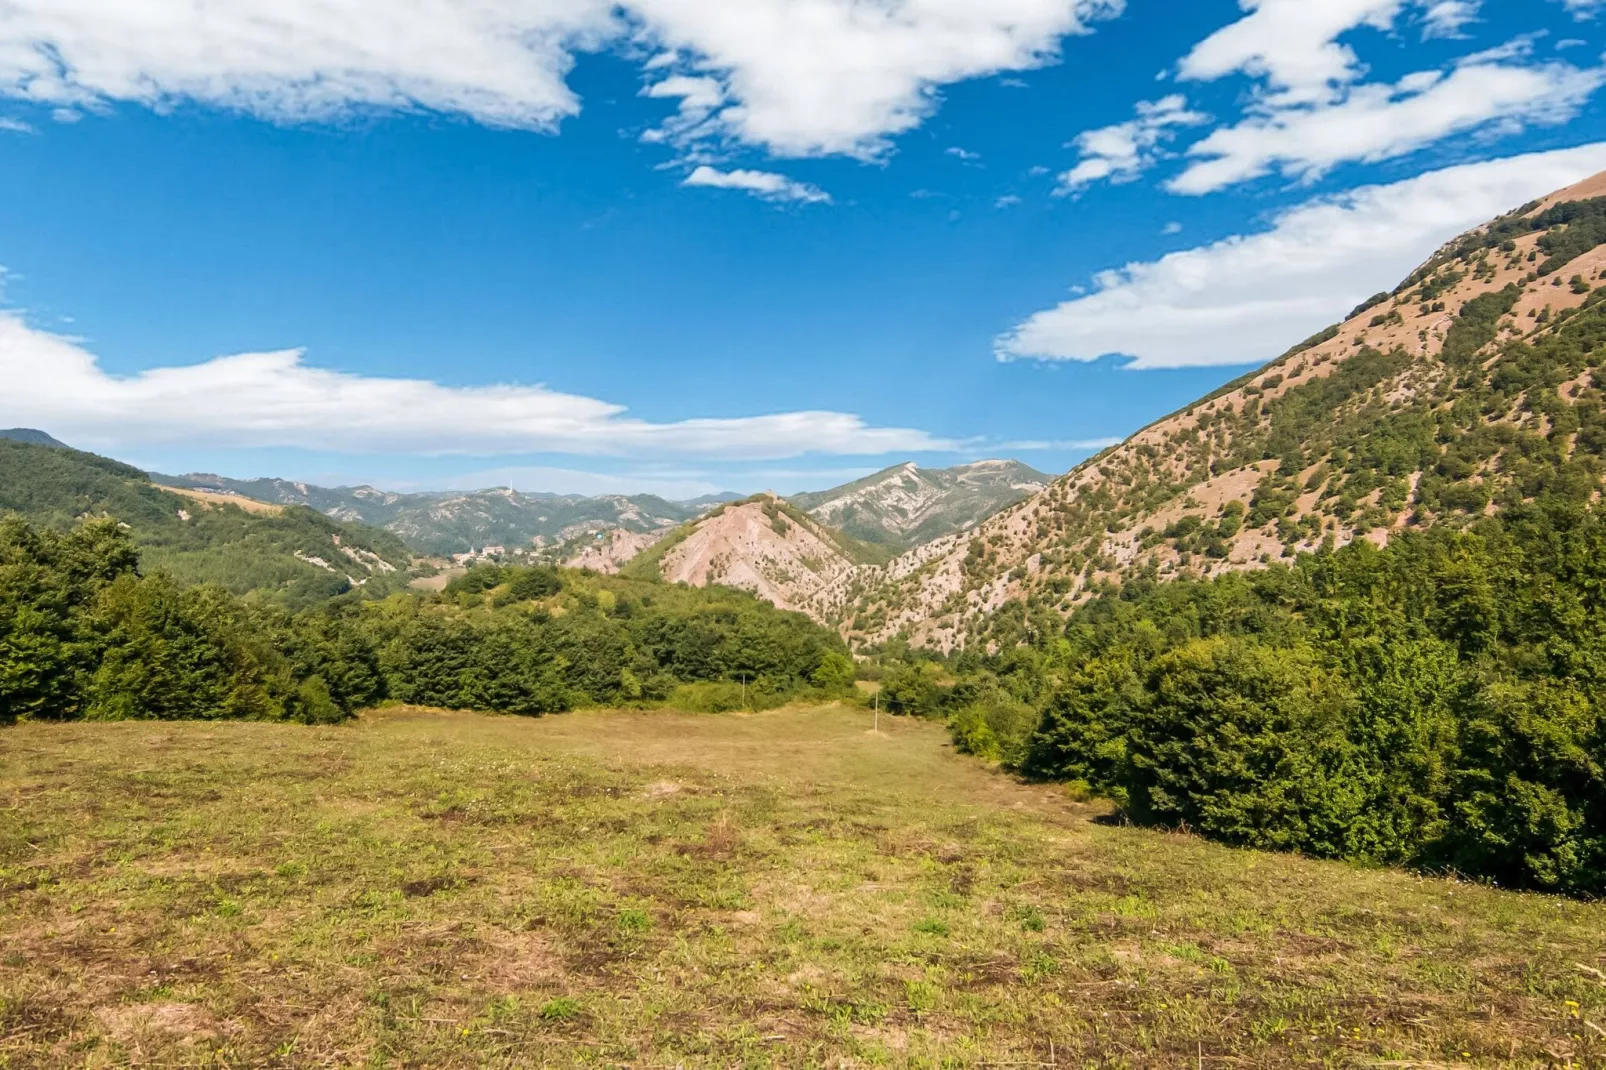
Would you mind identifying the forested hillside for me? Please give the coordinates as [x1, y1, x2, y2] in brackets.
[0, 439, 415, 607]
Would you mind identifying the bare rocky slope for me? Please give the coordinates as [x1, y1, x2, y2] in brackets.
[829, 170, 1606, 651]
[610, 496, 881, 614]
[790, 460, 1050, 549]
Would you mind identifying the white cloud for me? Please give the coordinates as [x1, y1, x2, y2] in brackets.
[1161, 221, 1183, 234]
[0, 0, 614, 127]
[995, 194, 1023, 208]
[1420, 1, 1480, 39]
[1057, 94, 1208, 193]
[0, 313, 950, 458]
[1171, 46, 1605, 194]
[0, 116, 29, 132]
[947, 146, 981, 162]
[0, 0, 1124, 160]
[1178, 0, 1404, 107]
[631, 0, 1123, 158]
[1169, 3, 1605, 194]
[1559, 0, 1603, 19]
[997, 143, 1606, 369]
[682, 165, 830, 203]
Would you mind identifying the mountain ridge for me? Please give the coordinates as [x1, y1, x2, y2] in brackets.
[831, 170, 1606, 651]
[790, 459, 1050, 549]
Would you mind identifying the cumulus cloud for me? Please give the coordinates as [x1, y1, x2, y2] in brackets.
[0, 0, 1124, 159]
[1057, 94, 1208, 193]
[632, 0, 1123, 158]
[682, 165, 830, 203]
[1171, 52, 1606, 194]
[997, 143, 1606, 369]
[0, 313, 949, 458]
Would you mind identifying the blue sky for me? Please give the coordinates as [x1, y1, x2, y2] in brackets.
[1, 0, 1605, 499]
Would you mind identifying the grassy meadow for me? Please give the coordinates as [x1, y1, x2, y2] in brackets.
[2, 704, 1604, 1068]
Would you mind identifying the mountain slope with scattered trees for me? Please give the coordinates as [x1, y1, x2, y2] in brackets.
[836, 174, 1606, 654]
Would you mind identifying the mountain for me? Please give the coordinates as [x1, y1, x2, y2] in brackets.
[153, 474, 717, 556]
[792, 460, 1051, 549]
[833, 171, 1606, 651]
[0, 439, 416, 606]
[0, 428, 70, 449]
[610, 495, 889, 614]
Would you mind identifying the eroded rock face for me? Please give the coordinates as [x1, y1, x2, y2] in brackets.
[650, 498, 861, 614]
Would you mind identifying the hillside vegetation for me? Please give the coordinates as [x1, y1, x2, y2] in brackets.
[836, 183, 1606, 652]
[3, 706, 1603, 1067]
[0, 439, 414, 607]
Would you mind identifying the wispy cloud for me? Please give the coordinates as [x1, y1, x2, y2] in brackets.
[1167, 1, 1606, 194]
[1420, 0, 1481, 39]
[998, 143, 1606, 369]
[1172, 47, 1606, 194]
[682, 165, 830, 204]
[0, 312, 951, 459]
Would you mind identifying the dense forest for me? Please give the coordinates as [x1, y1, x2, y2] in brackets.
[0, 516, 854, 726]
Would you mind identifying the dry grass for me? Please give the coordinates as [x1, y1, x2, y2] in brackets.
[163, 486, 285, 516]
[2, 704, 1604, 1067]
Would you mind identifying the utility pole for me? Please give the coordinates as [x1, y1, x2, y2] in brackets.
[740, 672, 748, 710]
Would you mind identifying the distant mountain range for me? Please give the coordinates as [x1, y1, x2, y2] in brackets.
[150, 474, 736, 557]
[563, 462, 1051, 613]
[791, 460, 1050, 550]
[150, 462, 1050, 559]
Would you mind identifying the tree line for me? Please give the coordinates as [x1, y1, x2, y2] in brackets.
[0, 517, 854, 726]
